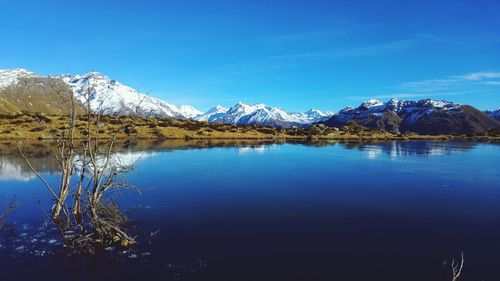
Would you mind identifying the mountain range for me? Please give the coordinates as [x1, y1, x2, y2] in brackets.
[195, 103, 333, 127]
[321, 98, 500, 135]
[0, 69, 332, 127]
[1, 68, 499, 134]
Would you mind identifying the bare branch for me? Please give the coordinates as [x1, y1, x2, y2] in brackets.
[451, 251, 464, 281]
[16, 142, 60, 201]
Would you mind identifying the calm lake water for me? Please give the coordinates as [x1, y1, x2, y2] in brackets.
[0, 140, 499, 281]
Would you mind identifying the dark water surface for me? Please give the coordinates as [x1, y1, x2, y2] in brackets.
[0, 140, 499, 281]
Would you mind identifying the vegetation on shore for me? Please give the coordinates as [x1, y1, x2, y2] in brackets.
[2, 113, 499, 142]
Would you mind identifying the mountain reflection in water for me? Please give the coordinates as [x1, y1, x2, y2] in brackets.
[0, 140, 481, 181]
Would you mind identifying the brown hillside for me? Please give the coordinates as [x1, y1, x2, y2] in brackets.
[0, 77, 83, 115]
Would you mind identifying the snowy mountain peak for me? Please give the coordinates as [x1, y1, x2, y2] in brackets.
[420, 99, 457, 109]
[0, 68, 35, 89]
[322, 98, 488, 134]
[305, 109, 334, 117]
[213, 105, 228, 111]
[3, 69, 326, 126]
[57, 71, 196, 118]
[197, 102, 334, 127]
[194, 105, 229, 122]
[228, 102, 269, 117]
[234, 101, 267, 110]
[361, 99, 384, 108]
[305, 109, 322, 114]
[178, 105, 202, 118]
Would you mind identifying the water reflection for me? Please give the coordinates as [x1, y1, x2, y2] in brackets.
[0, 158, 37, 181]
[0, 140, 486, 181]
[238, 145, 271, 154]
[0, 150, 159, 182]
[346, 141, 478, 159]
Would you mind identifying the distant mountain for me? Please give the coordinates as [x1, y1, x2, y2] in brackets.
[2, 69, 499, 133]
[322, 98, 500, 135]
[194, 102, 333, 128]
[194, 105, 228, 122]
[0, 69, 201, 119]
[178, 105, 203, 119]
[485, 109, 500, 121]
[59, 72, 199, 118]
[0, 69, 331, 127]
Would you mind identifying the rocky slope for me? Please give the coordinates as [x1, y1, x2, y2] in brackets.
[0, 70, 81, 115]
[322, 98, 500, 135]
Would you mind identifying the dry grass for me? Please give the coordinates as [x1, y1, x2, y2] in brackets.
[0, 113, 292, 140]
[1, 113, 499, 141]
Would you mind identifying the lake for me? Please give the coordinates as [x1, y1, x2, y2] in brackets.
[0, 140, 499, 281]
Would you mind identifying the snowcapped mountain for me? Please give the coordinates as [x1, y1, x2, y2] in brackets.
[0, 69, 201, 119]
[59, 72, 200, 118]
[322, 98, 500, 135]
[0, 69, 35, 89]
[0, 69, 332, 126]
[1, 69, 330, 126]
[302, 109, 335, 121]
[3, 68, 497, 133]
[178, 105, 203, 118]
[195, 102, 333, 128]
[485, 108, 500, 121]
[194, 105, 228, 122]
[331, 98, 460, 125]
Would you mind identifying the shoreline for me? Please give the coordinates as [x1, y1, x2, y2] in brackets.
[2, 135, 499, 142]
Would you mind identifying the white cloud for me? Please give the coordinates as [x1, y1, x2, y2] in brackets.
[482, 81, 500, 86]
[390, 71, 500, 97]
[349, 71, 500, 105]
[400, 79, 459, 87]
[453, 71, 500, 81]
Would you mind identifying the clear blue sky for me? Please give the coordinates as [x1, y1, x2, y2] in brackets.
[1, 0, 499, 112]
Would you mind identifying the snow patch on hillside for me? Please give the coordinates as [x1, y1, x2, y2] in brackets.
[0, 69, 35, 89]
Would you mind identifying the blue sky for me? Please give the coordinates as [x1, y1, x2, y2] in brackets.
[0, 0, 499, 112]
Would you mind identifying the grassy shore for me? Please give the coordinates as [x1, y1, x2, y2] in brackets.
[1, 113, 498, 142]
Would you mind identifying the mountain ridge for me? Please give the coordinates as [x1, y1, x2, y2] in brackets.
[321, 98, 500, 135]
[0, 69, 333, 127]
[1, 68, 499, 134]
